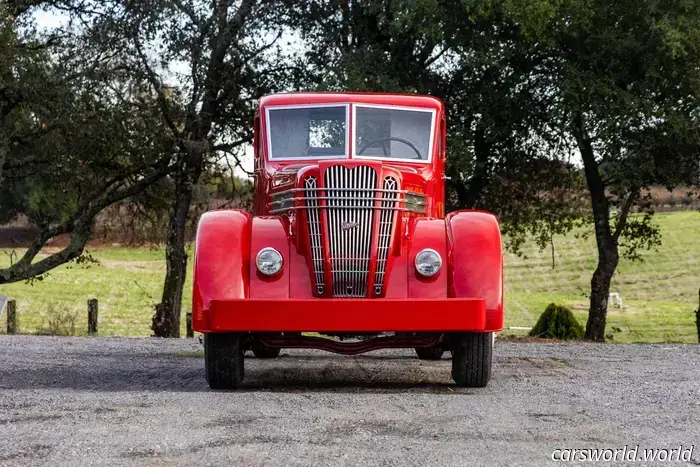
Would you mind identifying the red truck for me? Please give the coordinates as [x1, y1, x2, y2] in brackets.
[192, 93, 503, 389]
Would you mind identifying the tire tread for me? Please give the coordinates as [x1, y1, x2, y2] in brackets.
[204, 333, 244, 389]
[451, 332, 492, 387]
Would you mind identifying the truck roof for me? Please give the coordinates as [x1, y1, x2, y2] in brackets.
[259, 92, 444, 111]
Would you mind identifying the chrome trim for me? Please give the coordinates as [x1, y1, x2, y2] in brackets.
[325, 165, 376, 297]
[270, 205, 411, 214]
[304, 177, 325, 294]
[271, 196, 424, 206]
[273, 187, 422, 196]
[373, 177, 398, 294]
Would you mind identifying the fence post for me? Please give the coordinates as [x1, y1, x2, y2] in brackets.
[695, 288, 700, 344]
[88, 299, 98, 336]
[7, 300, 17, 334]
[186, 312, 193, 338]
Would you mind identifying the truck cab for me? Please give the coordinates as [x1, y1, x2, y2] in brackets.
[193, 93, 503, 389]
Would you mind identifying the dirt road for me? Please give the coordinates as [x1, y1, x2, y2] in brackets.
[0, 335, 698, 466]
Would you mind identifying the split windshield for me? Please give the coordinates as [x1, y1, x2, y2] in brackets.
[266, 104, 433, 161]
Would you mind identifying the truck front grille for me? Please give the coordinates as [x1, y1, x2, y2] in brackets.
[373, 176, 398, 294]
[298, 165, 407, 297]
[324, 165, 377, 297]
[304, 176, 325, 295]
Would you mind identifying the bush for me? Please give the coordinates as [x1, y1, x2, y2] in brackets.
[529, 303, 584, 340]
[38, 303, 78, 336]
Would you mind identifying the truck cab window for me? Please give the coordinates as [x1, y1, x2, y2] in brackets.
[354, 106, 434, 162]
[267, 105, 348, 159]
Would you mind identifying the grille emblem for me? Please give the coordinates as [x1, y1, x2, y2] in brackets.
[341, 221, 360, 231]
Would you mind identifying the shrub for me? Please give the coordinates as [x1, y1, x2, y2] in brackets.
[529, 303, 584, 340]
[38, 303, 78, 336]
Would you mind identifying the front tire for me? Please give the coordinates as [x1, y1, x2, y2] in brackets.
[451, 332, 493, 387]
[204, 333, 245, 389]
[415, 346, 445, 360]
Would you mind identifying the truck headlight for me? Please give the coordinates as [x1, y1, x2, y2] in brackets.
[256, 247, 283, 276]
[415, 248, 442, 277]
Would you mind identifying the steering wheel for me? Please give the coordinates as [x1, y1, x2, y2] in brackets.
[357, 137, 423, 160]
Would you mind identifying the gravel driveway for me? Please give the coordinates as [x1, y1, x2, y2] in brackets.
[0, 335, 698, 466]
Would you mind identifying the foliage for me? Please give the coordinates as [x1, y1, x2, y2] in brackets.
[47, 0, 294, 336]
[518, 0, 700, 339]
[287, 0, 589, 253]
[0, 2, 177, 284]
[529, 303, 584, 340]
[39, 302, 77, 336]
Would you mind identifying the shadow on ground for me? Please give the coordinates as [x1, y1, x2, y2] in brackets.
[0, 349, 472, 394]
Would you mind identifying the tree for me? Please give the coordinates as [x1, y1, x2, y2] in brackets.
[56, 0, 293, 336]
[289, 0, 700, 341]
[288, 0, 587, 253]
[0, 1, 176, 284]
[521, 0, 700, 340]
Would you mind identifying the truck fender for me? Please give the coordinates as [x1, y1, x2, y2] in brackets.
[446, 210, 504, 331]
[192, 210, 251, 332]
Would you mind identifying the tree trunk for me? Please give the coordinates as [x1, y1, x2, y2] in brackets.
[0, 137, 7, 190]
[151, 164, 201, 338]
[695, 288, 700, 344]
[572, 111, 620, 341]
[586, 244, 618, 340]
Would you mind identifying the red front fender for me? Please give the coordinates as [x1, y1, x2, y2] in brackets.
[446, 210, 504, 331]
[192, 210, 251, 331]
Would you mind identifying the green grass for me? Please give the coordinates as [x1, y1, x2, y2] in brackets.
[0, 245, 193, 337]
[0, 211, 698, 342]
[505, 211, 700, 343]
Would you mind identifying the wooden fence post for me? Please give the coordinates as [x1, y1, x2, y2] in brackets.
[695, 288, 700, 344]
[88, 299, 98, 336]
[186, 312, 193, 338]
[7, 300, 17, 334]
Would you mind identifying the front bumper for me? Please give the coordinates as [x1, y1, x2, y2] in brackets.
[207, 298, 487, 332]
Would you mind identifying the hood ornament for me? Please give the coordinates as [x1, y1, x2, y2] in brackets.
[341, 221, 360, 231]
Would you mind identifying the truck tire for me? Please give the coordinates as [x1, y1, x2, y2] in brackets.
[204, 333, 245, 389]
[252, 344, 281, 358]
[451, 332, 492, 387]
[414, 346, 445, 360]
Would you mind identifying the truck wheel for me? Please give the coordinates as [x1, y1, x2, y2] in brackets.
[414, 346, 445, 360]
[451, 332, 493, 387]
[204, 333, 245, 389]
[252, 344, 281, 358]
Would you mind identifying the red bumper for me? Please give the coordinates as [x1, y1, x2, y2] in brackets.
[207, 298, 487, 332]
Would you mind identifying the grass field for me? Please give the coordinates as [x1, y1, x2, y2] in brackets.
[1, 211, 698, 342]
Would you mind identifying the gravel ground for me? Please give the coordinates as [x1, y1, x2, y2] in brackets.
[0, 335, 698, 466]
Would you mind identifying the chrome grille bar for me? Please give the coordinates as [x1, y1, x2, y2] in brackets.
[325, 165, 376, 297]
[374, 176, 398, 295]
[304, 176, 324, 295]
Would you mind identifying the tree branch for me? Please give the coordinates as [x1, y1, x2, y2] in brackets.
[0, 158, 176, 284]
[612, 189, 639, 241]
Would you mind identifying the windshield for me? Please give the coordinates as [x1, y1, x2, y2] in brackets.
[354, 106, 434, 161]
[267, 105, 348, 159]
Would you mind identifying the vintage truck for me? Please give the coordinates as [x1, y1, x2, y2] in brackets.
[192, 93, 503, 389]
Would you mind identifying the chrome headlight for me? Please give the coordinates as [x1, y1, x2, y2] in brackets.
[256, 247, 283, 276]
[415, 248, 442, 277]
